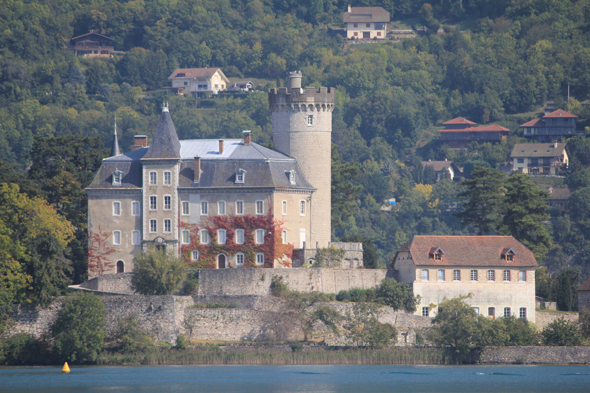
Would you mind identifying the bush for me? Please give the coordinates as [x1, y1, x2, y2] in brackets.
[376, 278, 419, 312]
[174, 334, 189, 350]
[542, 317, 583, 346]
[51, 292, 106, 364]
[336, 290, 351, 302]
[271, 276, 288, 297]
[365, 320, 397, 349]
[0, 334, 48, 365]
[190, 302, 238, 309]
[115, 314, 154, 353]
[183, 272, 199, 295]
[131, 246, 187, 295]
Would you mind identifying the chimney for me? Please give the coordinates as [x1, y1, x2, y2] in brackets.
[553, 141, 558, 148]
[286, 71, 302, 91]
[428, 159, 432, 162]
[194, 156, 201, 183]
[348, 4, 351, 12]
[243, 130, 251, 145]
[130, 135, 148, 151]
[219, 139, 224, 154]
[445, 158, 448, 161]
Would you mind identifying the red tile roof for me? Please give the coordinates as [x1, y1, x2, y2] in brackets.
[543, 109, 577, 118]
[472, 124, 510, 132]
[520, 118, 544, 128]
[578, 277, 590, 291]
[442, 117, 477, 125]
[398, 235, 538, 267]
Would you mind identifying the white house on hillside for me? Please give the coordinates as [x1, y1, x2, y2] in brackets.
[168, 68, 230, 98]
[342, 5, 390, 39]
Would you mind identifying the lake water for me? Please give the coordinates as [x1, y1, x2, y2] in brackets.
[1, 365, 589, 392]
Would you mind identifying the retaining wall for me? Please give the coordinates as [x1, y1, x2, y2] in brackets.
[480, 346, 590, 364]
[535, 311, 578, 329]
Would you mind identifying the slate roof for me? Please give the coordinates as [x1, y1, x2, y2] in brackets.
[577, 277, 590, 291]
[421, 160, 459, 173]
[549, 188, 570, 200]
[396, 235, 537, 268]
[142, 109, 181, 159]
[342, 7, 390, 23]
[510, 143, 566, 158]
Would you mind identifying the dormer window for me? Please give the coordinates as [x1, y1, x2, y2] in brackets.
[501, 248, 517, 261]
[287, 170, 296, 185]
[112, 170, 122, 186]
[434, 252, 442, 261]
[428, 246, 445, 260]
[235, 169, 246, 184]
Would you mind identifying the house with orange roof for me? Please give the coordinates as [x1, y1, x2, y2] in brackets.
[520, 109, 577, 142]
[437, 117, 510, 148]
[168, 68, 230, 98]
[392, 235, 537, 322]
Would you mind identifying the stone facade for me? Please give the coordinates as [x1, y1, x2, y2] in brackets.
[292, 242, 364, 268]
[534, 311, 579, 329]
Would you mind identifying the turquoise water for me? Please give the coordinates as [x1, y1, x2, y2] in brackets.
[1, 365, 589, 392]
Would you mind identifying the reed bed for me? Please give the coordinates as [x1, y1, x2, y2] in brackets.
[97, 346, 454, 366]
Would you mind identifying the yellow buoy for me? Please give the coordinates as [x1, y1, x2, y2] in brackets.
[62, 362, 70, 373]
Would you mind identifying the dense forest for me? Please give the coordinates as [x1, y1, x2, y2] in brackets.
[2, 0, 590, 313]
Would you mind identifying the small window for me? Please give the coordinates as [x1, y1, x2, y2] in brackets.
[353, 23, 358, 28]
[236, 253, 245, 266]
[150, 195, 157, 210]
[116, 260, 124, 273]
[164, 171, 171, 185]
[300, 200, 306, 216]
[473, 307, 480, 315]
[488, 270, 495, 281]
[422, 307, 429, 317]
[132, 201, 140, 216]
[282, 200, 287, 215]
[421, 269, 429, 281]
[488, 307, 495, 318]
[200, 230, 209, 244]
[519, 270, 526, 282]
[517, 158, 524, 164]
[437, 269, 445, 281]
[113, 201, 121, 216]
[503, 270, 511, 281]
[113, 230, 121, 245]
[236, 200, 244, 215]
[182, 230, 190, 244]
[282, 230, 287, 244]
[471, 270, 478, 281]
[236, 169, 245, 184]
[218, 201, 226, 216]
[163, 219, 171, 233]
[506, 253, 514, 261]
[288, 170, 296, 185]
[255, 200, 264, 215]
[149, 171, 157, 185]
[164, 195, 171, 211]
[519, 307, 527, 319]
[235, 229, 245, 244]
[504, 307, 511, 317]
[182, 201, 189, 215]
[453, 269, 461, 281]
[201, 201, 208, 215]
[354, 32, 358, 36]
[307, 115, 313, 126]
[217, 229, 226, 245]
[255, 229, 264, 244]
[191, 250, 199, 261]
[366, 23, 370, 27]
[256, 253, 264, 266]
[132, 230, 140, 245]
[113, 171, 122, 185]
[150, 219, 157, 233]
[434, 252, 442, 260]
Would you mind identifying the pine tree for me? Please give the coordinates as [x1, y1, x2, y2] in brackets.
[67, 64, 86, 87]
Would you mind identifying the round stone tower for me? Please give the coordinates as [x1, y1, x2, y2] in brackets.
[269, 71, 335, 247]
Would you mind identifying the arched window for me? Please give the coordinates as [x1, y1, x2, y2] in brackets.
[116, 260, 125, 273]
[217, 254, 227, 269]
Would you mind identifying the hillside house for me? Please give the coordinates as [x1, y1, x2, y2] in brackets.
[67, 32, 114, 57]
[228, 81, 255, 92]
[548, 187, 570, 208]
[437, 117, 510, 148]
[342, 5, 390, 39]
[168, 68, 230, 97]
[510, 142, 568, 175]
[392, 236, 537, 322]
[520, 109, 577, 142]
[421, 160, 461, 181]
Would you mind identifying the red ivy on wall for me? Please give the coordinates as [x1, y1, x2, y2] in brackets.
[88, 225, 115, 278]
[180, 210, 294, 269]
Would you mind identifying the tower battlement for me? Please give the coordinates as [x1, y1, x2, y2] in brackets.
[268, 86, 336, 107]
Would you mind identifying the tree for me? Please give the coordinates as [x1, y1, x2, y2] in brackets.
[114, 314, 154, 353]
[456, 167, 505, 235]
[541, 317, 583, 346]
[423, 164, 437, 184]
[498, 173, 552, 260]
[332, 144, 362, 229]
[375, 278, 419, 312]
[67, 64, 86, 87]
[131, 246, 187, 295]
[50, 292, 106, 363]
[555, 270, 577, 311]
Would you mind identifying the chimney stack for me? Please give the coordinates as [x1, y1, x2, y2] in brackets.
[130, 135, 148, 151]
[219, 139, 224, 154]
[194, 156, 201, 183]
[348, 4, 351, 13]
[243, 130, 251, 145]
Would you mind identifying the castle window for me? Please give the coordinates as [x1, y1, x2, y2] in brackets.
[470, 270, 478, 281]
[217, 229, 226, 245]
[422, 307, 429, 317]
[236, 253, 245, 266]
[164, 171, 171, 185]
[503, 270, 511, 281]
[235, 229, 245, 244]
[300, 200, 306, 216]
[163, 219, 171, 233]
[113, 230, 121, 245]
[256, 253, 264, 266]
[255, 200, 264, 215]
[150, 196, 157, 210]
[200, 230, 209, 244]
[519, 307, 527, 319]
[149, 171, 157, 185]
[116, 260, 125, 273]
[132, 201, 140, 216]
[164, 195, 171, 211]
[182, 230, 190, 244]
[182, 201, 189, 215]
[282, 200, 287, 215]
[236, 169, 246, 184]
[201, 201, 208, 215]
[132, 230, 140, 245]
[113, 201, 121, 216]
[218, 201, 226, 215]
[437, 269, 445, 281]
[488, 270, 495, 281]
[150, 219, 157, 233]
[112, 170, 122, 186]
[453, 270, 461, 281]
[504, 307, 511, 317]
[255, 229, 264, 244]
[282, 230, 287, 244]
[191, 250, 199, 261]
[236, 200, 244, 215]
[307, 115, 314, 126]
[421, 269, 429, 281]
[519, 270, 526, 282]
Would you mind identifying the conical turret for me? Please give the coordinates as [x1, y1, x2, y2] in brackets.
[110, 115, 120, 157]
[143, 102, 181, 159]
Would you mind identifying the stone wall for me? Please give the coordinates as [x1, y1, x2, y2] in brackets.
[578, 290, 590, 311]
[535, 311, 578, 329]
[480, 346, 590, 364]
[78, 273, 135, 294]
[197, 268, 390, 296]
